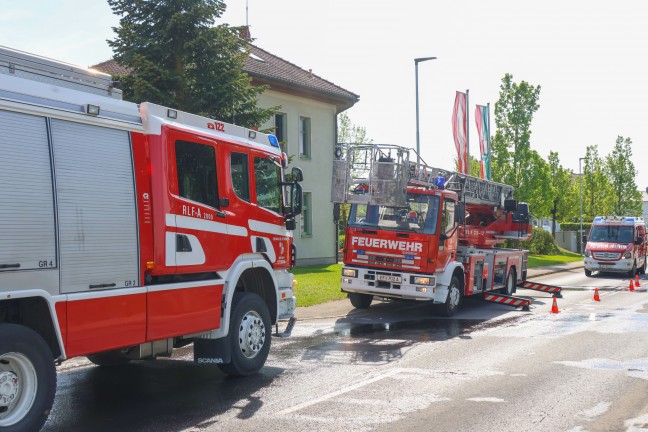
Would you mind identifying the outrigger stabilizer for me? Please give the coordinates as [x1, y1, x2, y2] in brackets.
[483, 292, 532, 311]
[517, 280, 563, 298]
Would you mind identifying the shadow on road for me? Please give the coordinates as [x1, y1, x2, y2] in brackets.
[43, 360, 283, 432]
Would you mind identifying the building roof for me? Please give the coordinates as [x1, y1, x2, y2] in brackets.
[91, 43, 359, 112]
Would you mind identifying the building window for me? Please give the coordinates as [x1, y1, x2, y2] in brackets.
[254, 156, 282, 214]
[230, 152, 250, 202]
[301, 191, 312, 237]
[299, 116, 311, 158]
[175, 140, 218, 208]
[274, 113, 287, 153]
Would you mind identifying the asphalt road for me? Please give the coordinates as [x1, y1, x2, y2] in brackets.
[42, 267, 648, 432]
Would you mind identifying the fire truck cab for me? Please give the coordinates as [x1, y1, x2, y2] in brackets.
[584, 216, 647, 277]
[0, 46, 301, 431]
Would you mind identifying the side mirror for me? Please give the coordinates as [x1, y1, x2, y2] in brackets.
[285, 218, 296, 231]
[454, 204, 466, 225]
[504, 199, 518, 212]
[582, 235, 588, 245]
[291, 167, 304, 182]
[333, 203, 340, 221]
[636, 236, 644, 245]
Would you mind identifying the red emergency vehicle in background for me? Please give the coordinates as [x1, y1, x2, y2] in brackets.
[0, 46, 302, 431]
[584, 216, 647, 277]
[333, 144, 532, 316]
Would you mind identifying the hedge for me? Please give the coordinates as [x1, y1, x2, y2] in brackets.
[560, 222, 592, 232]
[504, 228, 559, 255]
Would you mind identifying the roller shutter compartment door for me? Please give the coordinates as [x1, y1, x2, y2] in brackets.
[0, 110, 56, 272]
[51, 120, 139, 293]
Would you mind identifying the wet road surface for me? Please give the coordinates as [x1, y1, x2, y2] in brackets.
[42, 268, 648, 431]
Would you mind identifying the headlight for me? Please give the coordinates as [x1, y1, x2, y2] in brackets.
[584, 251, 591, 257]
[411, 276, 435, 285]
[624, 252, 632, 259]
[343, 268, 358, 278]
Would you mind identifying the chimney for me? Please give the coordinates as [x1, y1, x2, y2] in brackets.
[240, 26, 251, 40]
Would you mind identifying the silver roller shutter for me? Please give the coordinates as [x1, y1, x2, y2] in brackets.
[0, 110, 56, 272]
[51, 119, 139, 293]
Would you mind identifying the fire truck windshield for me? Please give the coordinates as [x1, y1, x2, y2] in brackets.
[589, 225, 634, 243]
[348, 194, 440, 234]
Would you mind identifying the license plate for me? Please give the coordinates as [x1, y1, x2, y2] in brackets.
[376, 274, 402, 283]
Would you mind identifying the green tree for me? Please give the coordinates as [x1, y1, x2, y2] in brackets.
[338, 112, 372, 144]
[582, 145, 614, 219]
[491, 73, 541, 193]
[454, 155, 481, 177]
[107, 0, 275, 127]
[606, 136, 642, 215]
[547, 151, 579, 224]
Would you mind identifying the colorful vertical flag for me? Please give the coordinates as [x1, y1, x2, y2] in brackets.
[452, 91, 468, 174]
[474, 104, 491, 180]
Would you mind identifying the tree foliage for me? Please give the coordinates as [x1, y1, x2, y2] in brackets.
[582, 145, 614, 219]
[107, 0, 276, 127]
[547, 151, 579, 222]
[606, 136, 642, 215]
[338, 112, 372, 144]
[491, 73, 541, 192]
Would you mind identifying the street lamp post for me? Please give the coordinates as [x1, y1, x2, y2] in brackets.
[415, 56, 437, 168]
[579, 157, 585, 254]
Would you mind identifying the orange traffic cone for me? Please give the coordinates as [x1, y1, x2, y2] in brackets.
[593, 288, 601, 301]
[635, 275, 640, 287]
[629, 280, 635, 292]
[550, 297, 560, 313]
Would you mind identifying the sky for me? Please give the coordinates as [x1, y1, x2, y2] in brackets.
[2, 0, 647, 190]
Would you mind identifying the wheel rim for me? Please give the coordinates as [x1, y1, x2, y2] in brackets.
[238, 311, 266, 359]
[0, 352, 38, 427]
[507, 273, 514, 295]
[448, 285, 461, 309]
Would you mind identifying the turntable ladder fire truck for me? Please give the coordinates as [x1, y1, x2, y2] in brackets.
[333, 143, 533, 316]
[0, 46, 302, 431]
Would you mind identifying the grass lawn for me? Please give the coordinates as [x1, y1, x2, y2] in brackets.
[290, 249, 582, 307]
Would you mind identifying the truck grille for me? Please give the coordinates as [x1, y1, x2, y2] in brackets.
[593, 252, 621, 260]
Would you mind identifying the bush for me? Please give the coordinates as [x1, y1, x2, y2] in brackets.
[504, 228, 559, 255]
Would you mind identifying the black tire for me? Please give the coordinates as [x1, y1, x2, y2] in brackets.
[439, 276, 462, 317]
[500, 270, 516, 295]
[584, 268, 592, 277]
[628, 261, 637, 278]
[218, 293, 271, 377]
[349, 292, 373, 309]
[87, 351, 131, 367]
[0, 323, 56, 432]
[640, 259, 647, 275]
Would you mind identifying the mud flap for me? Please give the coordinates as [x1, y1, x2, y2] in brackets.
[274, 316, 296, 338]
[194, 338, 231, 365]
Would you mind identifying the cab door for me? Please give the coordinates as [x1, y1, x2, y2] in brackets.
[435, 197, 458, 273]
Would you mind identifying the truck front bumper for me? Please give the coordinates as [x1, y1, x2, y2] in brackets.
[584, 257, 633, 273]
[340, 266, 446, 303]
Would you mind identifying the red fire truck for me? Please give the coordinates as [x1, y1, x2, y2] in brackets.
[0, 47, 302, 431]
[333, 144, 532, 316]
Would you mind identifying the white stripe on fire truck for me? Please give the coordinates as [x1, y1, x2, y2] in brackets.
[352, 250, 421, 260]
[248, 219, 289, 237]
[166, 214, 248, 237]
[350, 259, 419, 270]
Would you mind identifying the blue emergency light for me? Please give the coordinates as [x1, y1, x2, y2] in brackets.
[268, 134, 280, 148]
[434, 176, 445, 189]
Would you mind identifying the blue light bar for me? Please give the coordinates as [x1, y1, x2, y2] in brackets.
[268, 134, 280, 148]
[405, 254, 414, 260]
[434, 176, 445, 189]
[626, 217, 635, 222]
[357, 250, 365, 255]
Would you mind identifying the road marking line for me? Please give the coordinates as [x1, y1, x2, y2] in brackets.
[277, 368, 403, 415]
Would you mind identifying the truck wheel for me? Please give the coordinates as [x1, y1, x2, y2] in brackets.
[349, 292, 373, 309]
[218, 293, 271, 377]
[87, 351, 131, 367]
[500, 270, 516, 296]
[584, 269, 592, 277]
[0, 324, 56, 432]
[439, 276, 462, 317]
[640, 259, 647, 275]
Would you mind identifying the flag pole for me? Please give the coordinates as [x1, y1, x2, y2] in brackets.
[486, 102, 491, 180]
[466, 89, 470, 175]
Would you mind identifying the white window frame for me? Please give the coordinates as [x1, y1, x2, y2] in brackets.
[298, 116, 311, 159]
[301, 191, 313, 237]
